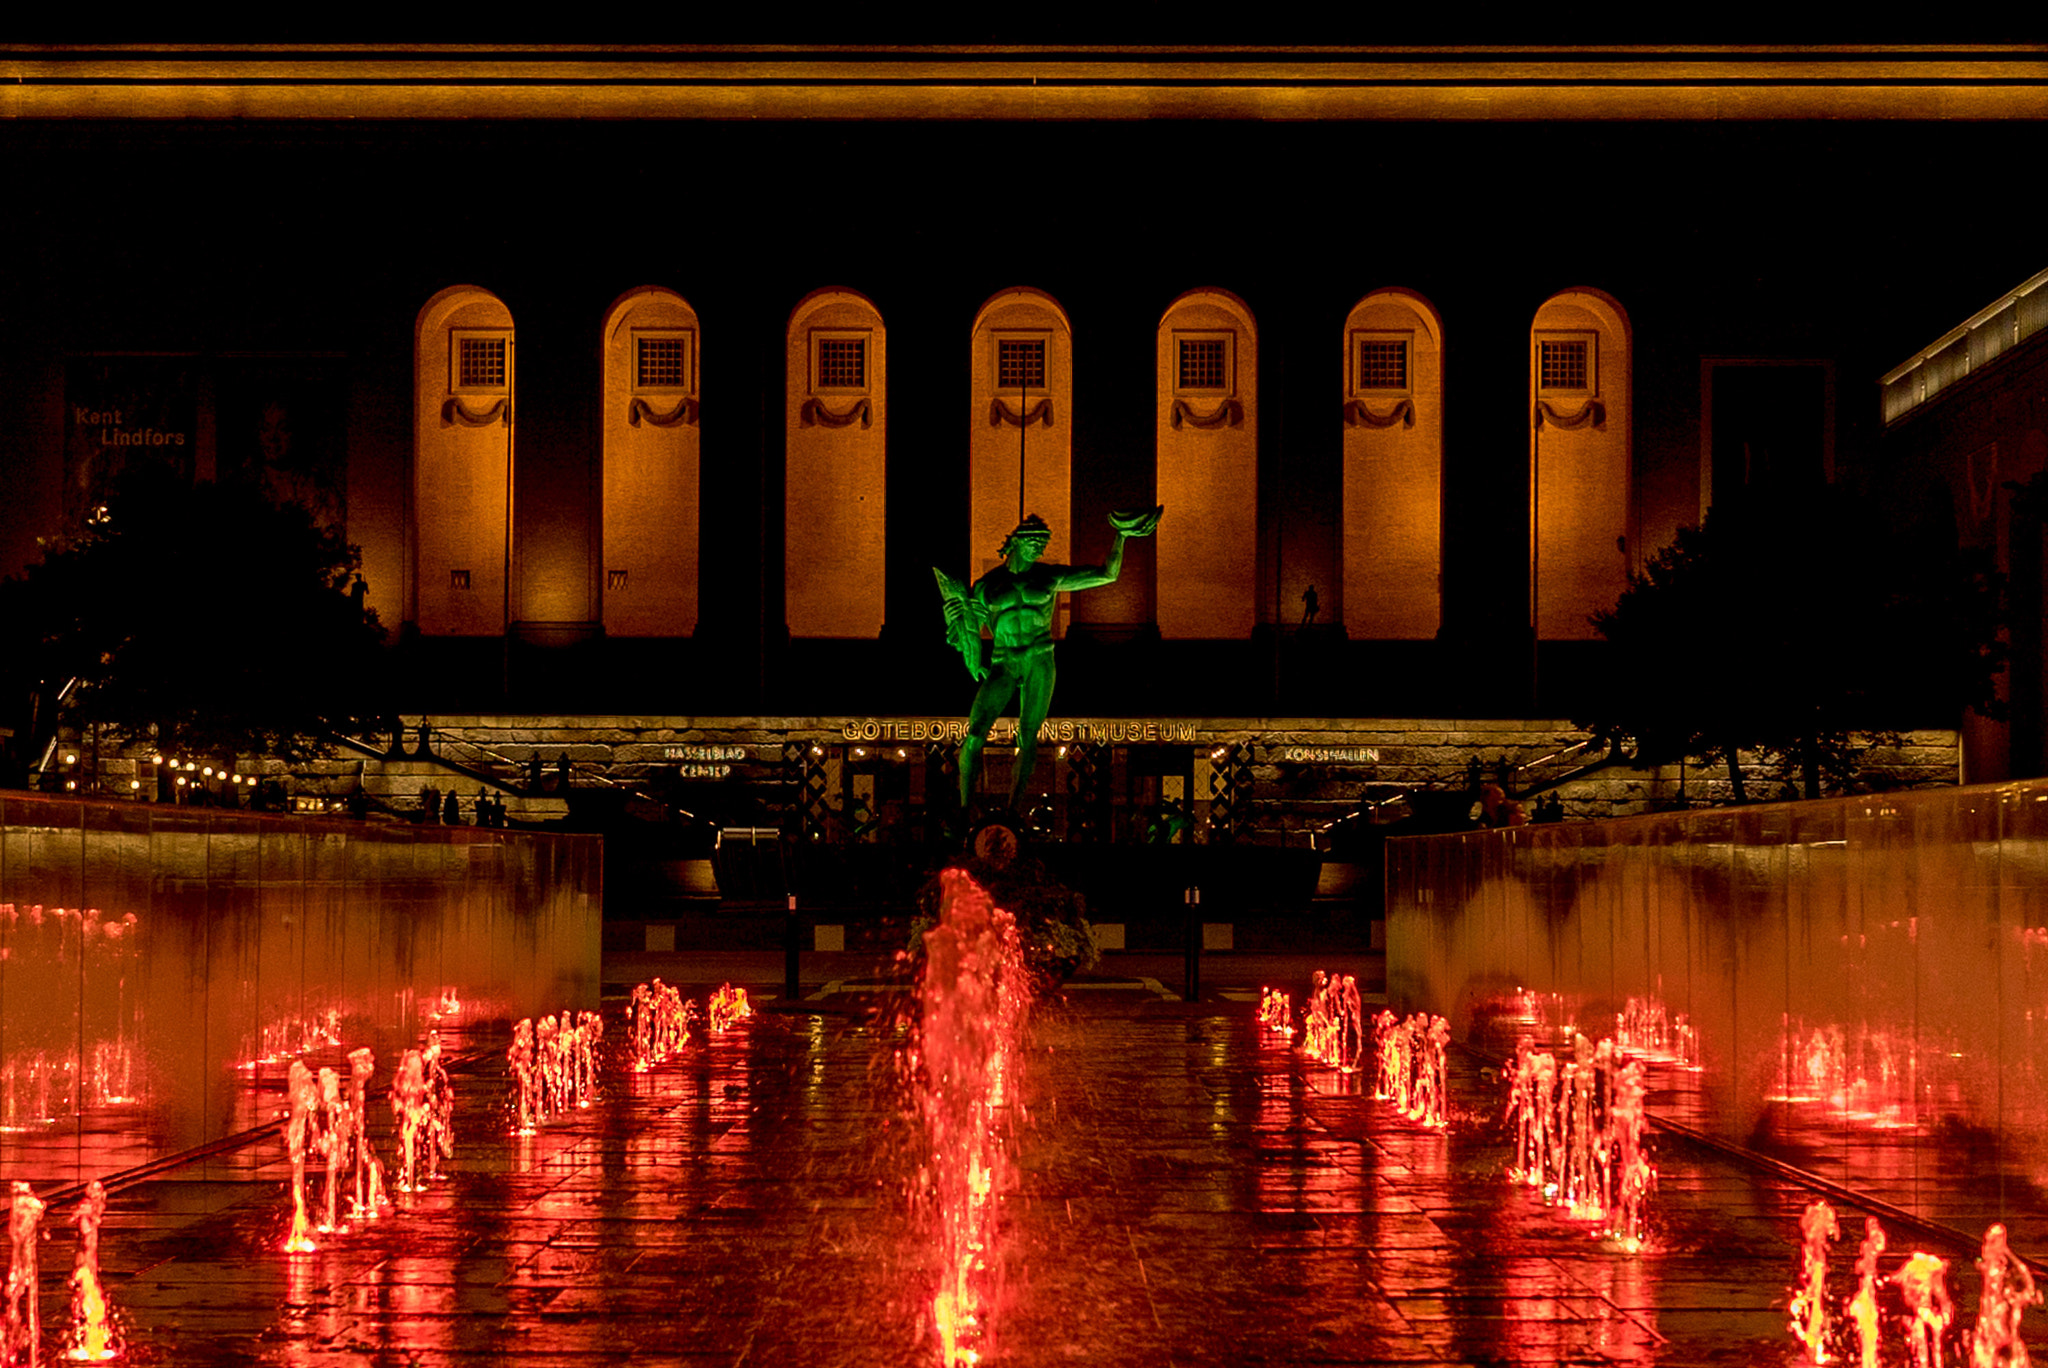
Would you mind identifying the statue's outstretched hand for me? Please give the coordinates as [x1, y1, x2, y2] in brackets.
[1109, 505, 1164, 538]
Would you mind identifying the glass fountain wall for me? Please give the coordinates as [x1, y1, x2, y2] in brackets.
[0, 793, 601, 1185]
[1388, 784, 2048, 1257]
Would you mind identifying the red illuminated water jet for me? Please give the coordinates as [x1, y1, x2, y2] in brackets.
[390, 1049, 430, 1193]
[1893, 1251, 1954, 1368]
[5, 1182, 46, 1364]
[1502, 1031, 1654, 1247]
[347, 1047, 390, 1220]
[1257, 988, 1292, 1035]
[508, 1010, 604, 1132]
[1372, 1009, 1449, 1127]
[282, 1061, 321, 1253]
[1788, 1199, 1839, 1362]
[1790, 1217, 2042, 1368]
[1848, 1220, 1885, 1368]
[629, 979, 694, 1070]
[1971, 1224, 2040, 1367]
[709, 984, 754, 1033]
[916, 868, 1028, 1368]
[1301, 971, 1365, 1072]
[422, 1031, 455, 1178]
[317, 1068, 348, 1232]
[509, 1019, 538, 1134]
[65, 1180, 120, 1362]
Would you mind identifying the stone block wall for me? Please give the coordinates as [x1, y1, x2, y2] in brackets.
[406, 715, 1962, 843]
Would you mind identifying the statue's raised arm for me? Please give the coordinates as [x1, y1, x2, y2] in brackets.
[1051, 505, 1164, 593]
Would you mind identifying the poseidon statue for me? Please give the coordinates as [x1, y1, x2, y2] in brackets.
[934, 506, 1163, 809]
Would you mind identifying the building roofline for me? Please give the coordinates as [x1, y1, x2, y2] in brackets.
[4, 45, 2046, 121]
[1882, 265, 2048, 385]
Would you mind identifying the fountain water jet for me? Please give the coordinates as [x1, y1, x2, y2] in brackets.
[1971, 1223, 2040, 1367]
[1371, 1010, 1449, 1127]
[317, 1068, 348, 1232]
[1257, 988, 1292, 1035]
[390, 1049, 430, 1193]
[508, 1010, 604, 1133]
[629, 979, 694, 1069]
[1785, 1214, 2041, 1368]
[5, 1182, 45, 1365]
[1788, 1198, 1839, 1363]
[422, 1031, 455, 1178]
[1893, 1251, 1955, 1368]
[1848, 1220, 1886, 1368]
[1301, 972, 1362, 1070]
[346, 1048, 389, 1220]
[572, 1012, 602, 1104]
[508, 1019, 538, 1134]
[1607, 1058, 1652, 1250]
[282, 1061, 322, 1252]
[916, 868, 1028, 1368]
[65, 1180, 119, 1363]
[709, 985, 754, 1033]
[1502, 1029, 1654, 1244]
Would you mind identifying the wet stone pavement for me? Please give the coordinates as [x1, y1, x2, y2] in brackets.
[77, 985, 1948, 1366]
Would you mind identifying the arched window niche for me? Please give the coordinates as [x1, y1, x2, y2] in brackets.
[1529, 288, 1632, 642]
[969, 287, 1074, 631]
[413, 285, 514, 636]
[601, 286, 701, 638]
[1341, 288, 1444, 640]
[785, 287, 886, 639]
[1156, 288, 1257, 640]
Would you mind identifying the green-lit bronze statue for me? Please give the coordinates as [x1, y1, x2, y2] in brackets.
[935, 506, 1163, 809]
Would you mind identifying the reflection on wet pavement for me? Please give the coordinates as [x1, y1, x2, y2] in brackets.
[32, 989, 1965, 1365]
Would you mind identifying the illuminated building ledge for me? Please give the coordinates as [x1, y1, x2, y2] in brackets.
[384, 715, 1961, 824]
[3, 46, 2047, 120]
[1881, 263, 2048, 425]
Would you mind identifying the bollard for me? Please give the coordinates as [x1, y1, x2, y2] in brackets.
[784, 894, 801, 1003]
[1184, 885, 1201, 1003]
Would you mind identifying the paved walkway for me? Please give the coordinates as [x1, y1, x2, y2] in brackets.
[56, 970, 1983, 1366]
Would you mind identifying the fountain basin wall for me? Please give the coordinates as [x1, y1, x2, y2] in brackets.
[1388, 783, 2048, 1254]
[0, 792, 601, 1184]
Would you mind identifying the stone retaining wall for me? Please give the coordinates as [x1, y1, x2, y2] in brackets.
[408, 715, 1962, 841]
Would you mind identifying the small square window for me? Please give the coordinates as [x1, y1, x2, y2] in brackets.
[451, 331, 510, 394]
[1537, 333, 1598, 395]
[815, 336, 867, 391]
[1179, 339, 1228, 390]
[607, 569, 629, 591]
[450, 569, 472, 590]
[1355, 335, 1410, 392]
[635, 333, 692, 391]
[997, 338, 1046, 391]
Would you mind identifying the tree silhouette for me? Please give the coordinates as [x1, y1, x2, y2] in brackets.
[1581, 488, 2004, 802]
[0, 468, 386, 786]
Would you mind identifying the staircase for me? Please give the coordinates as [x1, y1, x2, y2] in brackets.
[303, 737, 571, 824]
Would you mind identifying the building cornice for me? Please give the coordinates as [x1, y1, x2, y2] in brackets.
[5, 45, 2047, 120]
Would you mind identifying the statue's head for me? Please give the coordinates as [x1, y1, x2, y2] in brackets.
[1001, 514, 1052, 565]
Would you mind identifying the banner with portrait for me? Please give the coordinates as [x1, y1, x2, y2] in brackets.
[216, 357, 350, 532]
